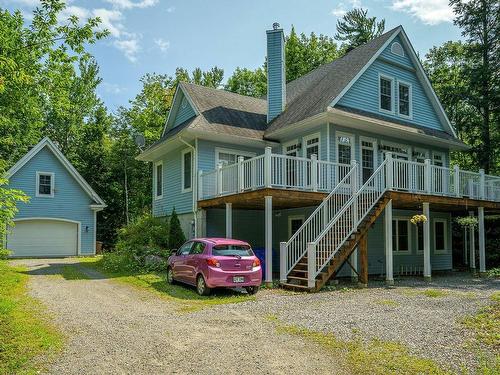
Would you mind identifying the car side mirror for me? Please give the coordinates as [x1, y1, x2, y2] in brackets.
[171, 249, 178, 255]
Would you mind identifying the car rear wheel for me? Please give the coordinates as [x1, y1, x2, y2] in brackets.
[166, 267, 176, 285]
[245, 286, 260, 295]
[196, 275, 211, 296]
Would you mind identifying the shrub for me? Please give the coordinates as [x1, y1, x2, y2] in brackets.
[109, 213, 171, 271]
[168, 208, 186, 250]
[0, 249, 11, 259]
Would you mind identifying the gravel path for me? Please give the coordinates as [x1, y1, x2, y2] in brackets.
[13, 258, 498, 374]
[14, 258, 343, 375]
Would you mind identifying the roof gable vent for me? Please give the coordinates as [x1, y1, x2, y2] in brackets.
[391, 42, 404, 57]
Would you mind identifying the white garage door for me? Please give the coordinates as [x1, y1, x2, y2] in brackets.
[7, 219, 78, 257]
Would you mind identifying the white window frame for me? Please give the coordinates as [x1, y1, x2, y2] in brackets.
[391, 42, 405, 57]
[335, 131, 355, 165]
[282, 139, 300, 156]
[154, 160, 163, 200]
[412, 147, 429, 163]
[288, 215, 305, 238]
[397, 80, 412, 119]
[392, 217, 411, 254]
[378, 73, 395, 115]
[181, 148, 193, 193]
[434, 218, 448, 254]
[215, 147, 256, 166]
[359, 136, 378, 165]
[432, 151, 446, 167]
[379, 141, 411, 160]
[303, 132, 321, 159]
[36, 171, 55, 198]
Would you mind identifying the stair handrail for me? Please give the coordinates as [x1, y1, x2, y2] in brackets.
[306, 159, 389, 286]
[280, 162, 359, 281]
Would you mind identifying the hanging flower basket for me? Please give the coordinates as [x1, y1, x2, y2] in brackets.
[455, 216, 478, 228]
[410, 214, 427, 225]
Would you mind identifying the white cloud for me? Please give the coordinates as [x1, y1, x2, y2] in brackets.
[101, 82, 125, 94]
[391, 0, 454, 25]
[154, 38, 170, 53]
[104, 0, 158, 10]
[331, 0, 365, 18]
[92, 8, 124, 38]
[114, 35, 140, 62]
[166, 6, 175, 13]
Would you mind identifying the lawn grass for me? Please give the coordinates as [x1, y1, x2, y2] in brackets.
[399, 287, 449, 298]
[60, 265, 90, 280]
[79, 256, 255, 312]
[375, 299, 400, 307]
[275, 324, 450, 375]
[422, 289, 449, 298]
[0, 260, 62, 374]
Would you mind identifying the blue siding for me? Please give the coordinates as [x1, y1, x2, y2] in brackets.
[197, 140, 263, 171]
[153, 145, 194, 217]
[267, 28, 286, 122]
[379, 36, 413, 69]
[336, 58, 444, 131]
[9, 147, 96, 254]
[173, 92, 196, 127]
[279, 124, 329, 160]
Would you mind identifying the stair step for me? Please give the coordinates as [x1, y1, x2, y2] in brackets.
[281, 282, 311, 290]
[288, 275, 308, 281]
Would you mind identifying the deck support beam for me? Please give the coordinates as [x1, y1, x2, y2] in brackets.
[469, 211, 476, 271]
[423, 202, 431, 281]
[385, 199, 394, 285]
[359, 234, 368, 287]
[225, 203, 232, 238]
[265, 196, 273, 285]
[478, 207, 486, 274]
[350, 247, 358, 283]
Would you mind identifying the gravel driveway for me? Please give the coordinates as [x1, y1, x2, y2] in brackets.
[14, 258, 498, 374]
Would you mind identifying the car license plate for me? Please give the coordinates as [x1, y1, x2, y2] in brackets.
[233, 276, 244, 283]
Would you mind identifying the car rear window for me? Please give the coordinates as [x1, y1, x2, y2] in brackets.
[212, 245, 254, 256]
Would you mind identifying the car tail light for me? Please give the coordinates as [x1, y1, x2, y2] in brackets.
[253, 258, 261, 268]
[206, 258, 220, 268]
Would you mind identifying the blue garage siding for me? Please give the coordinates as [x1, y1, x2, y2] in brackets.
[336, 58, 444, 131]
[8, 147, 96, 254]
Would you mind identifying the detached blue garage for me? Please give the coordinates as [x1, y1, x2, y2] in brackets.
[6, 137, 106, 257]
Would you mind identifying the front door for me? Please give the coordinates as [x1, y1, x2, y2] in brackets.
[360, 138, 376, 184]
[379, 143, 410, 190]
[336, 133, 354, 183]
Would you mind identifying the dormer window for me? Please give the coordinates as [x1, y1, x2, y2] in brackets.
[36, 172, 54, 197]
[391, 42, 405, 57]
[379, 75, 393, 113]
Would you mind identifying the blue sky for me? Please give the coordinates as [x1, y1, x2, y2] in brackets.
[2, 0, 462, 111]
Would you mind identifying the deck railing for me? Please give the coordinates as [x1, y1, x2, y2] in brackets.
[198, 147, 351, 200]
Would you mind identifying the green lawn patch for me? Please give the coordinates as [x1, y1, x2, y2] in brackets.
[275, 324, 450, 375]
[422, 289, 449, 298]
[61, 265, 90, 280]
[375, 299, 400, 307]
[79, 256, 255, 312]
[0, 261, 62, 374]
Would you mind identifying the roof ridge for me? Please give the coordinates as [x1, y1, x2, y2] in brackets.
[181, 81, 266, 103]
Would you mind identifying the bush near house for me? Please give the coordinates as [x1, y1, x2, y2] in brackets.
[102, 213, 171, 272]
[168, 208, 186, 250]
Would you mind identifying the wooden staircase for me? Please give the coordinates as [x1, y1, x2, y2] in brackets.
[282, 194, 390, 292]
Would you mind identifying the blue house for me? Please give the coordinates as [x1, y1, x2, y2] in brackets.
[6, 137, 106, 257]
[137, 25, 500, 291]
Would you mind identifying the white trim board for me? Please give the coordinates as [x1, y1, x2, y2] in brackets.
[35, 171, 55, 198]
[181, 148, 193, 193]
[7, 137, 106, 208]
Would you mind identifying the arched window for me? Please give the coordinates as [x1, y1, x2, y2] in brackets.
[391, 42, 404, 57]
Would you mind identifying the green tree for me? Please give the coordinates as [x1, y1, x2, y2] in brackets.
[335, 8, 385, 52]
[449, 0, 499, 174]
[168, 208, 186, 249]
[0, 161, 29, 257]
[225, 67, 267, 97]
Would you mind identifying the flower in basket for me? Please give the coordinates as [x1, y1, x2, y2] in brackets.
[410, 214, 428, 225]
[455, 216, 478, 228]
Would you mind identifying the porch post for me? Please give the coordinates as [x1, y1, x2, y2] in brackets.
[464, 228, 468, 265]
[265, 196, 273, 285]
[264, 147, 272, 188]
[478, 207, 486, 274]
[423, 202, 431, 281]
[350, 247, 358, 283]
[279, 242, 287, 283]
[359, 234, 368, 287]
[237, 156, 244, 192]
[479, 169, 485, 200]
[454, 165, 460, 197]
[385, 199, 394, 285]
[196, 209, 207, 238]
[225, 202, 232, 238]
[425, 159, 432, 194]
[311, 154, 318, 192]
[469, 211, 476, 271]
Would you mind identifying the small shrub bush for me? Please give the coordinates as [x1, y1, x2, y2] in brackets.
[105, 213, 172, 272]
[168, 208, 186, 250]
[0, 249, 11, 259]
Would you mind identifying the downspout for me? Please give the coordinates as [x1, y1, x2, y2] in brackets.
[178, 136, 198, 237]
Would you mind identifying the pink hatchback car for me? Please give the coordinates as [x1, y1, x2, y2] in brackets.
[166, 238, 262, 296]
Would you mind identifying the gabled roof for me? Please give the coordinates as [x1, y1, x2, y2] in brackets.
[7, 137, 106, 208]
[265, 26, 401, 135]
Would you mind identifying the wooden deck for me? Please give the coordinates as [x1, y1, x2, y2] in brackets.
[198, 188, 500, 213]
